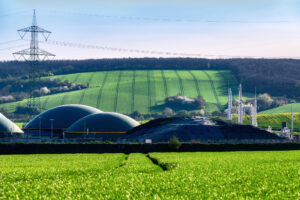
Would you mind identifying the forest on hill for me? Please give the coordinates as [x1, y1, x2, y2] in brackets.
[0, 58, 299, 98]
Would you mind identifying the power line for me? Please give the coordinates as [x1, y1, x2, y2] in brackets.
[45, 40, 205, 57]
[0, 39, 22, 46]
[0, 44, 28, 51]
[43, 39, 300, 59]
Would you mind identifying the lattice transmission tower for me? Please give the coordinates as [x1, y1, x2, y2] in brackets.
[13, 9, 55, 111]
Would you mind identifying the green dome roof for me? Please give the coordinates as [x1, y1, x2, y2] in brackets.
[25, 104, 102, 130]
[0, 113, 23, 134]
[66, 112, 140, 133]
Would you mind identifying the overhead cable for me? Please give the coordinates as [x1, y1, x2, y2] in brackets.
[42, 40, 299, 59]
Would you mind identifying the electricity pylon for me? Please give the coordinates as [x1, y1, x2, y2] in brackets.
[13, 9, 55, 112]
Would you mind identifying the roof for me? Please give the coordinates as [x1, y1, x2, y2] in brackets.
[24, 104, 102, 130]
[0, 113, 23, 134]
[66, 112, 140, 134]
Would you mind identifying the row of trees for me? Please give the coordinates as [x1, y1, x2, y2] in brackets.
[0, 77, 88, 103]
[164, 95, 206, 111]
[128, 93, 291, 120]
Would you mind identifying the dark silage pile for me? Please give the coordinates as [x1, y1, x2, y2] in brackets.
[124, 117, 284, 142]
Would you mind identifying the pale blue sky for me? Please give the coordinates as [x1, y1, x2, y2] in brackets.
[0, 0, 300, 60]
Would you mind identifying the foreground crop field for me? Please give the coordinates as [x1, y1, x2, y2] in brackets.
[0, 70, 238, 114]
[0, 151, 299, 199]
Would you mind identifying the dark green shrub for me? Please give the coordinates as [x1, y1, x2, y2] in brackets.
[168, 136, 182, 150]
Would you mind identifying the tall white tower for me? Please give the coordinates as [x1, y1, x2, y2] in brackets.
[291, 105, 294, 135]
[238, 84, 243, 124]
[252, 90, 258, 127]
[228, 88, 232, 121]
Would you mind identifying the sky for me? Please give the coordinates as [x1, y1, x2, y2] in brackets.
[0, 0, 300, 60]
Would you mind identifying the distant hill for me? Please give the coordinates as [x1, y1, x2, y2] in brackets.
[260, 103, 300, 114]
[0, 58, 299, 98]
[0, 70, 238, 114]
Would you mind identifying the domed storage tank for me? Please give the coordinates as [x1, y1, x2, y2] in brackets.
[65, 112, 140, 140]
[0, 113, 23, 137]
[24, 104, 102, 137]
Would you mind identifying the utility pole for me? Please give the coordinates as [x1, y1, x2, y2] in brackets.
[39, 116, 42, 138]
[50, 119, 54, 138]
[227, 88, 232, 121]
[291, 104, 294, 138]
[238, 84, 243, 124]
[13, 9, 55, 113]
[252, 88, 258, 127]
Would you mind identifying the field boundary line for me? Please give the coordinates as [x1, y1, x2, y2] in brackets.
[115, 154, 129, 169]
[203, 71, 222, 111]
[79, 73, 95, 105]
[217, 70, 238, 97]
[147, 70, 151, 112]
[72, 73, 81, 83]
[87, 72, 95, 85]
[188, 71, 201, 96]
[62, 73, 81, 105]
[114, 71, 122, 112]
[53, 75, 67, 105]
[79, 89, 87, 104]
[60, 93, 68, 105]
[85, 72, 96, 88]
[217, 70, 228, 83]
[146, 154, 176, 171]
[42, 96, 50, 110]
[174, 70, 184, 96]
[161, 70, 169, 97]
[96, 71, 108, 109]
[131, 71, 136, 113]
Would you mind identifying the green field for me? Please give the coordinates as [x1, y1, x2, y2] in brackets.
[260, 103, 300, 114]
[15, 122, 25, 129]
[233, 113, 300, 132]
[0, 70, 238, 114]
[0, 151, 298, 199]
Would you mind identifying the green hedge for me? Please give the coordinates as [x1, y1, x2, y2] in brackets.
[0, 143, 299, 154]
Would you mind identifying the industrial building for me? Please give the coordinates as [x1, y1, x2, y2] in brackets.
[0, 113, 23, 137]
[0, 101, 297, 143]
[24, 104, 102, 138]
[65, 112, 140, 139]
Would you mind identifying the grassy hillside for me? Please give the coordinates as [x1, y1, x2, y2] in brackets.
[260, 103, 300, 114]
[233, 113, 299, 132]
[0, 70, 238, 114]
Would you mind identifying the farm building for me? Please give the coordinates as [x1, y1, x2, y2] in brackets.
[0, 113, 23, 137]
[64, 112, 140, 139]
[24, 104, 102, 137]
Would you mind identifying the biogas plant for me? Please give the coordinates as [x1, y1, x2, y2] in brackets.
[0, 103, 297, 143]
[22, 104, 140, 141]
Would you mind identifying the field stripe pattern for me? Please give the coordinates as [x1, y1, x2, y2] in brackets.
[0, 70, 238, 114]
